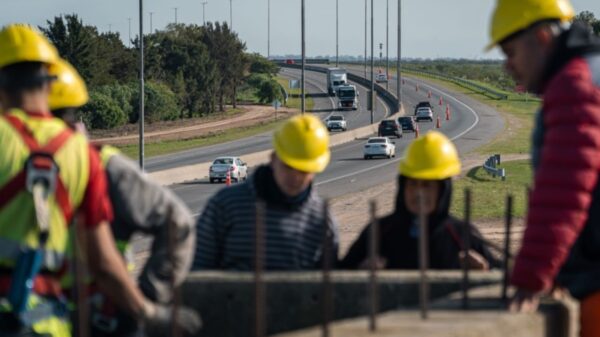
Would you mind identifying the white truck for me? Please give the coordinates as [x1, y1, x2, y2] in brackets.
[336, 84, 358, 111]
[327, 67, 347, 96]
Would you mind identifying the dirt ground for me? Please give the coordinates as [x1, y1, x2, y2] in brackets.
[90, 105, 297, 145]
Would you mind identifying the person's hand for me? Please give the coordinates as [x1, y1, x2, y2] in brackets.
[458, 250, 490, 270]
[358, 256, 387, 270]
[143, 300, 202, 336]
[509, 288, 541, 313]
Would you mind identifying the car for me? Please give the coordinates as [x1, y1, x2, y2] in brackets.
[326, 115, 347, 131]
[209, 156, 248, 183]
[285, 59, 295, 64]
[397, 116, 417, 132]
[363, 137, 396, 159]
[414, 101, 433, 115]
[375, 73, 388, 83]
[378, 119, 402, 138]
[415, 107, 434, 122]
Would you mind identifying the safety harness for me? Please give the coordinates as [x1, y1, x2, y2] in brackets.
[0, 114, 73, 326]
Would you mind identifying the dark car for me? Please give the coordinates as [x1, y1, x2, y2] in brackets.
[378, 119, 402, 138]
[397, 116, 417, 132]
[414, 101, 433, 115]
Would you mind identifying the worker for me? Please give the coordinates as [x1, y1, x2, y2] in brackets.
[0, 24, 191, 337]
[193, 114, 339, 270]
[340, 131, 500, 270]
[47, 59, 200, 336]
[487, 0, 600, 335]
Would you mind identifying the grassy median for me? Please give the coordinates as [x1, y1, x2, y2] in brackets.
[276, 77, 315, 112]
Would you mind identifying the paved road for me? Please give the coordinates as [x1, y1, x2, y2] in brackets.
[170, 66, 504, 217]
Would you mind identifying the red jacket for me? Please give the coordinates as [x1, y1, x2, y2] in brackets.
[511, 24, 600, 297]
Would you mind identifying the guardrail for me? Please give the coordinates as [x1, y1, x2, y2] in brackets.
[483, 154, 506, 180]
[276, 62, 401, 114]
[403, 67, 509, 100]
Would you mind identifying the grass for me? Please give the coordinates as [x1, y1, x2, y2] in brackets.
[276, 76, 315, 112]
[450, 160, 531, 221]
[117, 118, 286, 159]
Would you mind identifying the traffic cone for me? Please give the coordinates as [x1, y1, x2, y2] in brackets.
[446, 104, 451, 121]
[225, 170, 232, 186]
[428, 91, 432, 98]
[439, 96, 443, 106]
[436, 116, 441, 129]
[415, 123, 419, 138]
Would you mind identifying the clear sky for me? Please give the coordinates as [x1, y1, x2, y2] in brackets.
[3, 0, 599, 60]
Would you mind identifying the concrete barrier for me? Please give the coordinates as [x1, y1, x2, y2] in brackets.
[181, 270, 500, 337]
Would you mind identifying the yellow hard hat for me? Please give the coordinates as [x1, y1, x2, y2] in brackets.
[487, 0, 574, 50]
[398, 131, 461, 180]
[0, 24, 59, 69]
[273, 114, 331, 173]
[48, 58, 89, 110]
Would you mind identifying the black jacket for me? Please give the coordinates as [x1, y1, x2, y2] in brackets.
[339, 176, 500, 269]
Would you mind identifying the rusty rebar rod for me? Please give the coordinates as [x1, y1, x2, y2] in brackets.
[502, 195, 513, 301]
[169, 208, 181, 337]
[368, 200, 379, 330]
[417, 190, 429, 320]
[462, 188, 472, 310]
[321, 199, 333, 337]
[255, 201, 266, 337]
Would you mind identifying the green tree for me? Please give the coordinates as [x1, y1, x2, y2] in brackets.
[256, 77, 284, 104]
[247, 53, 279, 76]
[129, 81, 180, 123]
[81, 92, 127, 129]
[575, 11, 600, 35]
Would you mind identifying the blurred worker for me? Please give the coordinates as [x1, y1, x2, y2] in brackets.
[48, 59, 200, 336]
[193, 114, 339, 270]
[487, 0, 600, 334]
[340, 131, 499, 270]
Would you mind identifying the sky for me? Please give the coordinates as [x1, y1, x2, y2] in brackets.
[2, 0, 599, 60]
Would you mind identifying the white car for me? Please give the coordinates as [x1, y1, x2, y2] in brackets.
[209, 156, 248, 183]
[375, 73, 388, 83]
[363, 137, 395, 159]
[415, 107, 434, 122]
[326, 115, 347, 131]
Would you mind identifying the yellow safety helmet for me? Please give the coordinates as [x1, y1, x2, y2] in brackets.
[273, 114, 331, 173]
[48, 58, 89, 110]
[398, 131, 461, 180]
[0, 24, 59, 69]
[487, 0, 574, 50]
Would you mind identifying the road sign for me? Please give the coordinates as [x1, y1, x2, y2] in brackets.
[289, 80, 300, 89]
[272, 99, 281, 111]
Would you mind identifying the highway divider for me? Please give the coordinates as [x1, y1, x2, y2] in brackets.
[149, 66, 404, 186]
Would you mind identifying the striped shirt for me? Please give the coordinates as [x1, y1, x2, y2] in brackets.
[193, 166, 339, 271]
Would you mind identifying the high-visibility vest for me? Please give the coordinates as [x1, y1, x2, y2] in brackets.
[0, 109, 89, 274]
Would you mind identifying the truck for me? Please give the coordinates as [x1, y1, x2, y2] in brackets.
[336, 84, 359, 111]
[326, 67, 347, 96]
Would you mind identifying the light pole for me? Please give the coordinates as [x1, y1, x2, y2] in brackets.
[149, 11, 154, 34]
[370, 0, 374, 124]
[108, 23, 112, 32]
[202, 2, 208, 26]
[301, 0, 305, 114]
[397, 0, 402, 110]
[268, 0, 270, 58]
[128, 17, 132, 47]
[230, 0, 233, 29]
[386, 0, 389, 91]
[364, 0, 367, 78]
[336, 0, 339, 67]
[173, 7, 178, 24]
[139, 0, 145, 169]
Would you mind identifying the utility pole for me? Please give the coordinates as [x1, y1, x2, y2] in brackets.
[139, 0, 145, 170]
[128, 17, 132, 47]
[268, 0, 270, 58]
[202, 2, 208, 26]
[173, 7, 178, 24]
[386, 0, 389, 91]
[230, 0, 233, 29]
[370, 0, 374, 124]
[301, 0, 305, 114]
[108, 23, 112, 32]
[149, 11, 154, 34]
[364, 0, 367, 78]
[336, 0, 339, 67]
[397, 0, 402, 110]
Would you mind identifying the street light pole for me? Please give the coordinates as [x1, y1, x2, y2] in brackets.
[336, 0, 339, 67]
[139, 0, 145, 170]
[202, 2, 208, 26]
[128, 17, 132, 47]
[364, 0, 367, 78]
[173, 7, 178, 24]
[370, 0, 374, 124]
[230, 0, 233, 29]
[268, 0, 270, 58]
[397, 0, 402, 110]
[301, 0, 305, 114]
[149, 11, 154, 34]
[386, 0, 389, 91]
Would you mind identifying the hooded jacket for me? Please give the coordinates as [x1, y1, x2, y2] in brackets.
[340, 176, 499, 269]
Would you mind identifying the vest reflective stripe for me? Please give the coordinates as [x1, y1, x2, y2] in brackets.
[0, 237, 65, 271]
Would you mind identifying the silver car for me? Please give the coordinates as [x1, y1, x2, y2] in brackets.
[363, 137, 396, 159]
[209, 156, 248, 183]
[415, 107, 434, 122]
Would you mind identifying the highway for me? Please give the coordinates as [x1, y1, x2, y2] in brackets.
[166, 65, 504, 216]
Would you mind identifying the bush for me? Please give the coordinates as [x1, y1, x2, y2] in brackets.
[95, 84, 136, 122]
[129, 81, 180, 123]
[81, 91, 127, 129]
[256, 78, 284, 104]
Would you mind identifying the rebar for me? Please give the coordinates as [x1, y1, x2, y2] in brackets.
[169, 208, 181, 337]
[321, 200, 333, 337]
[368, 200, 379, 330]
[255, 201, 266, 337]
[462, 188, 472, 310]
[417, 190, 429, 320]
[502, 195, 513, 301]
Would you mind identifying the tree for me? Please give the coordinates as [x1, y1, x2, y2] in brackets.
[247, 53, 279, 76]
[255, 77, 284, 104]
[575, 11, 600, 36]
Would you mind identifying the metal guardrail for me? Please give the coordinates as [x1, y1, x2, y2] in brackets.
[276, 62, 400, 114]
[483, 154, 506, 180]
[403, 67, 509, 100]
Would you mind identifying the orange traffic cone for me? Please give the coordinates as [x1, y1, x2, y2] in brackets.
[428, 91, 432, 98]
[436, 116, 441, 129]
[446, 104, 451, 121]
[415, 123, 420, 138]
[439, 96, 443, 106]
[225, 170, 232, 186]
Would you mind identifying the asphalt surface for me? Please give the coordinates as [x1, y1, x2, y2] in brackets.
[168, 66, 505, 217]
